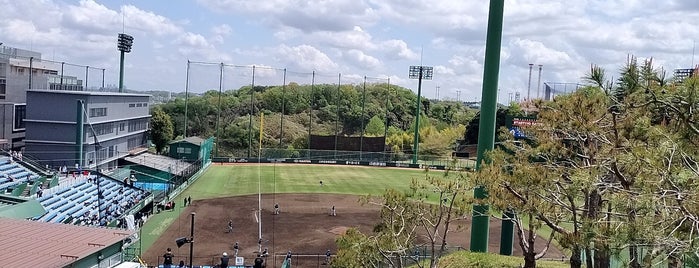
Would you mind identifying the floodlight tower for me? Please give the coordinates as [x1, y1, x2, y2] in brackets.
[117, 33, 134, 92]
[408, 65, 433, 164]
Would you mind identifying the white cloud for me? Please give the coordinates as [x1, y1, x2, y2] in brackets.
[122, 5, 182, 35]
[381, 39, 419, 61]
[197, 0, 379, 32]
[212, 24, 232, 36]
[345, 49, 381, 70]
[274, 44, 338, 72]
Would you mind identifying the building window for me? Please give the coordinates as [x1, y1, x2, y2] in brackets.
[119, 123, 125, 131]
[13, 104, 26, 131]
[89, 107, 107, 117]
[129, 103, 136, 108]
[177, 147, 184, 153]
[127, 137, 143, 150]
[87, 122, 113, 137]
[0, 79, 5, 100]
[128, 118, 148, 132]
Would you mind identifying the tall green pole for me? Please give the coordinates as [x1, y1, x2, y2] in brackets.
[411, 68, 424, 164]
[307, 71, 315, 159]
[183, 60, 190, 137]
[214, 62, 223, 157]
[279, 69, 287, 148]
[470, 0, 504, 253]
[118, 51, 125, 92]
[359, 76, 367, 160]
[247, 66, 256, 158]
[76, 100, 84, 168]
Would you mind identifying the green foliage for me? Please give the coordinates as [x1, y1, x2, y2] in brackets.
[437, 251, 569, 268]
[462, 105, 523, 145]
[150, 107, 174, 154]
[479, 58, 699, 268]
[364, 115, 385, 136]
[158, 82, 477, 157]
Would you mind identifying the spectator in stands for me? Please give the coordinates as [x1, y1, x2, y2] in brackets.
[163, 248, 174, 268]
[220, 252, 230, 268]
[177, 260, 185, 268]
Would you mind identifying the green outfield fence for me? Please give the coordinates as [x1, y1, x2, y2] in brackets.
[216, 148, 475, 170]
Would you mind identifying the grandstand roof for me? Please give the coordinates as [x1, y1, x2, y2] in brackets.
[0, 218, 132, 267]
[124, 152, 192, 174]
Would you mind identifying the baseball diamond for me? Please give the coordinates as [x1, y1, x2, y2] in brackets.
[140, 164, 565, 267]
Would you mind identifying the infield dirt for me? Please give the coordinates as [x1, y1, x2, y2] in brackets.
[143, 193, 564, 267]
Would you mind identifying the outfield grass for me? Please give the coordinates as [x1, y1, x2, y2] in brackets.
[139, 164, 436, 253]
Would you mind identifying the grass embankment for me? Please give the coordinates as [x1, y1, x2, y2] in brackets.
[436, 251, 569, 268]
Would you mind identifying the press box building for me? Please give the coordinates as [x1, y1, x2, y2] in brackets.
[24, 90, 151, 170]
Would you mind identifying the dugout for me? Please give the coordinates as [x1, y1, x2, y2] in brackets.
[168, 136, 214, 163]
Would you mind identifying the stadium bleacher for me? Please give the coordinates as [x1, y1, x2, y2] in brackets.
[0, 156, 41, 194]
[35, 174, 150, 226]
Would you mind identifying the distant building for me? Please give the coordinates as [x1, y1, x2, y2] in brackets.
[24, 90, 150, 170]
[674, 67, 698, 83]
[0, 45, 84, 149]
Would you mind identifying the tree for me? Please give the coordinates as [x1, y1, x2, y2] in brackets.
[365, 115, 385, 136]
[479, 59, 699, 268]
[150, 107, 174, 154]
[462, 104, 523, 145]
[334, 170, 471, 268]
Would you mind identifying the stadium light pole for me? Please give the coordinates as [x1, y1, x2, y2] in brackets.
[470, 0, 504, 253]
[408, 65, 433, 164]
[117, 33, 134, 92]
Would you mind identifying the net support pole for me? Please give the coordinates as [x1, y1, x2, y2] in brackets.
[471, 0, 504, 253]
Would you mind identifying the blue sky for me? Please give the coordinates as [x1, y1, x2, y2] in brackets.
[2, 0, 698, 104]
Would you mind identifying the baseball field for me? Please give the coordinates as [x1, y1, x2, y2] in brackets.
[138, 163, 564, 267]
